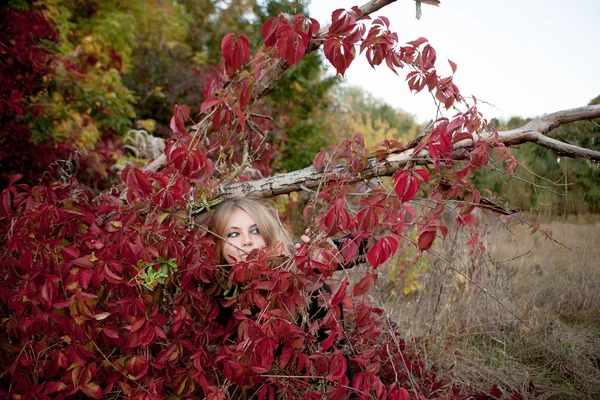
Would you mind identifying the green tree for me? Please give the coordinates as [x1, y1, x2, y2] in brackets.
[335, 86, 421, 147]
[472, 96, 600, 214]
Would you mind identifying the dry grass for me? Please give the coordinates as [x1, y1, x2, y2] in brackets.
[378, 215, 600, 399]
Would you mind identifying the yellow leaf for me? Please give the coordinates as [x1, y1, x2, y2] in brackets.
[94, 312, 111, 320]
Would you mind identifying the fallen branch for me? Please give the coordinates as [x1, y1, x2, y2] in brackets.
[482, 105, 600, 160]
[220, 105, 600, 198]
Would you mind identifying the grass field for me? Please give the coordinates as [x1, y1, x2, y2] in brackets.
[378, 215, 600, 399]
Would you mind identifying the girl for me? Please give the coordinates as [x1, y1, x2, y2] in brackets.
[207, 197, 321, 332]
[207, 197, 362, 396]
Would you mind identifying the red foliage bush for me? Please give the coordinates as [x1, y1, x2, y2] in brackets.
[0, 140, 522, 399]
[0, 6, 524, 399]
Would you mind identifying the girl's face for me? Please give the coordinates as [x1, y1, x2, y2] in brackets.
[221, 208, 266, 264]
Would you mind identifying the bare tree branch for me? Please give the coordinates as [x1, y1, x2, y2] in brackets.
[484, 105, 600, 159]
[221, 105, 600, 199]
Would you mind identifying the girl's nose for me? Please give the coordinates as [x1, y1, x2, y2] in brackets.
[242, 236, 253, 247]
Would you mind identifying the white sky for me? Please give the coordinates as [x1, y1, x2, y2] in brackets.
[308, 0, 600, 123]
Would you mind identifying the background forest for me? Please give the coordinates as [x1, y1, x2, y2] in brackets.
[2, 0, 600, 399]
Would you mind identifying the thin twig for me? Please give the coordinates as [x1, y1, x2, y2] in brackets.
[250, 113, 273, 121]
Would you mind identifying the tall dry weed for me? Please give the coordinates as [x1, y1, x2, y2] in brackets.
[376, 215, 600, 399]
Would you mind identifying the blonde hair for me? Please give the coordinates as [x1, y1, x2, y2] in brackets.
[209, 198, 293, 263]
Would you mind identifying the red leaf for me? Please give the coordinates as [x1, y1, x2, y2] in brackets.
[71, 256, 94, 268]
[221, 33, 250, 76]
[323, 198, 351, 236]
[406, 71, 426, 93]
[353, 273, 376, 296]
[385, 47, 404, 74]
[393, 170, 409, 196]
[262, 16, 279, 47]
[102, 326, 120, 339]
[312, 150, 329, 172]
[293, 14, 320, 36]
[81, 382, 102, 399]
[421, 44, 436, 70]
[279, 346, 294, 369]
[325, 354, 347, 380]
[414, 169, 430, 183]
[238, 79, 250, 109]
[406, 37, 428, 47]
[395, 387, 410, 400]
[130, 317, 145, 333]
[262, 15, 308, 65]
[490, 384, 503, 399]
[456, 213, 475, 227]
[448, 58, 457, 74]
[471, 144, 490, 167]
[60, 246, 80, 260]
[169, 147, 213, 182]
[417, 228, 436, 251]
[329, 9, 356, 36]
[133, 168, 153, 195]
[258, 385, 268, 400]
[231, 105, 247, 132]
[78, 268, 92, 289]
[52, 300, 73, 309]
[169, 104, 190, 134]
[44, 381, 68, 395]
[323, 37, 354, 76]
[8, 173, 23, 186]
[320, 329, 336, 351]
[200, 98, 225, 114]
[40, 281, 54, 306]
[357, 208, 378, 231]
[0, 190, 12, 216]
[103, 264, 123, 283]
[331, 280, 349, 307]
[393, 171, 420, 203]
[344, 22, 366, 45]
[126, 356, 149, 381]
[366, 236, 398, 268]
[452, 132, 473, 144]
[117, 381, 132, 396]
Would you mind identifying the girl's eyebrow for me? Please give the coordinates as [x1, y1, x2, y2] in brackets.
[228, 224, 258, 230]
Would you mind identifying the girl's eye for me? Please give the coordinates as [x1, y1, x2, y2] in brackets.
[227, 232, 239, 238]
[251, 228, 260, 235]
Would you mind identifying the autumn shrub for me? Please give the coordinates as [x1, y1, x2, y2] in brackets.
[0, 132, 529, 400]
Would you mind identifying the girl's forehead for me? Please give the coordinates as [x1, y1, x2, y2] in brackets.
[225, 208, 257, 228]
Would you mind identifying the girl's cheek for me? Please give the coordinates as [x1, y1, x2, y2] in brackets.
[223, 244, 235, 259]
